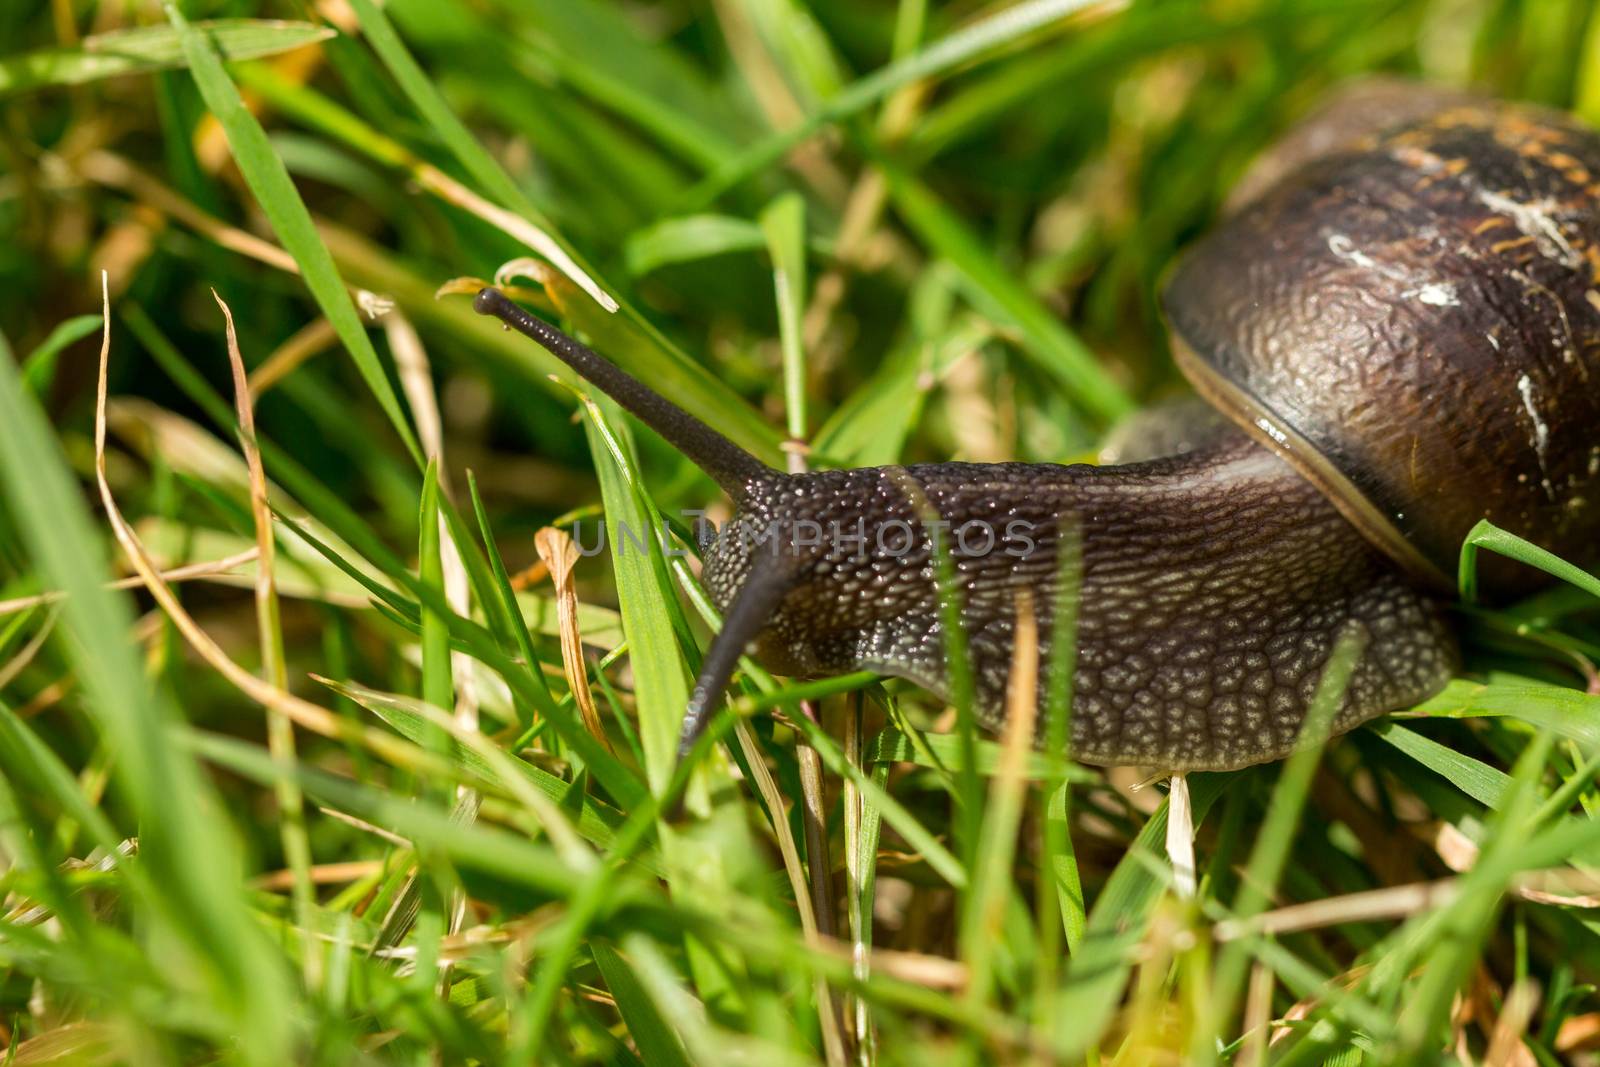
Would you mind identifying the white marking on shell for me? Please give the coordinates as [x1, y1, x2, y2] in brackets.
[1517, 374, 1550, 458]
[1477, 189, 1582, 268]
[1517, 373, 1559, 502]
[1327, 234, 1460, 306]
[1326, 233, 1379, 269]
[1412, 282, 1459, 306]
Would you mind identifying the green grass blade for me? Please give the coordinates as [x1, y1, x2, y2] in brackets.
[787, 711, 967, 890]
[0, 326, 294, 1061]
[761, 193, 810, 446]
[592, 942, 694, 1067]
[466, 472, 559, 726]
[1459, 519, 1600, 603]
[20, 314, 99, 394]
[626, 215, 770, 276]
[867, 727, 1095, 780]
[166, 4, 423, 465]
[0, 19, 333, 97]
[1368, 720, 1514, 810]
[581, 398, 689, 792]
[417, 461, 454, 717]
[1402, 678, 1600, 745]
[683, 0, 1111, 206]
[417, 460, 456, 794]
[341, 0, 615, 311]
[1053, 774, 1230, 1056]
[1197, 629, 1366, 1064]
[879, 160, 1133, 423]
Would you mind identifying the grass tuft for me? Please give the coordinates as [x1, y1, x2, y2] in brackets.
[2, 1, 1600, 1064]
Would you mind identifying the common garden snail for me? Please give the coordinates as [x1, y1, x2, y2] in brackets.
[473, 82, 1600, 772]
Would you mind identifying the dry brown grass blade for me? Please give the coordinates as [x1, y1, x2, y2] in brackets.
[318, 806, 412, 848]
[253, 860, 385, 891]
[248, 317, 339, 397]
[967, 588, 1039, 958]
[88, 274, 446, 777]
[1215, 880, 1462, 942]
[1166, 772, 1196, 899]
[1216, 867, 1600, 945]
[14, 677, 73, 720]
[707, 0, 850, 205]
[384, 305, 478, 735]
[216, 291, 284, 687]
[999, 591, 1040, 776]
[216, 288, 319, 985]
[416, 169, 616, 312]
[508, 559, 551, 591]
[77, 152, 392, 315]
[79, 151, 298, 274]
[1556, 1012, 1600, 1052]
[0, 549, 260, 618]
[9, 1021, 116, 1066]
[731, 719, 848, 1066]
[534, 526, 612, 755]
[1484, 979, 1539, 1067]
[1239, 960, 1275, 1067]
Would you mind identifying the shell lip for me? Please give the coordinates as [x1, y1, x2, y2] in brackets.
[1170, 334, 1455, 595]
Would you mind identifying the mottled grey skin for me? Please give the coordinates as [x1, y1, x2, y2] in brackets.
[700, 429, 1457, 770]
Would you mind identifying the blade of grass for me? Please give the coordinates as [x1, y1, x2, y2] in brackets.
[225, 58, 784, 463]
[579, 397, 690, 795]
[681, 0, 1115, 207]
[627, 215, 785, 276]
[391, 0, 749, 171]
[733, 720, 848, 1065]
[577, 387, 756, 1023]
[759, 187, 843, 1059]
[592, 942, 693, 1067]
[1395, 733, 1556, 1056]
[1459, 519, 1600, 603]
[1037, 522, 1084, 1043]
[278, 509, 647, 806]
[1400, 678, 1600, 746]
[20, 313, 99, 394]
[785, 710, 967, 891]
[466, 471, 558, 728]
[843, 695, 888, 1062]
[1368, 720, 1514, 810]
[1053, 773, 1230, 1058]
[418, 460, 457, 796]
[761, 192, 811, 448]
[0, 19, 334, 97]
[878, 159, 1132, 423]
[0, 301, 295, 1061]
[292, 0, 619, 311]
[960, 593, 1039, 1007]
[216, 290, 318, 990]
[166, 3, 422, 464]
[1195, 627, 1367, 1065]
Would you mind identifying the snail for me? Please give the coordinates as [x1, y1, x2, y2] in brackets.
[473, 82, 1600, 772]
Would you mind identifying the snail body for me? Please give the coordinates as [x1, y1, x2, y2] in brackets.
[475, 84, 1600, 771]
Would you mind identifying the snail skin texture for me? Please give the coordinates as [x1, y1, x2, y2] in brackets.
[473, 82, 1600, 772]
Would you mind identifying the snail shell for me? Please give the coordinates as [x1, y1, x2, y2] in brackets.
[1167, 92, 1600, 596]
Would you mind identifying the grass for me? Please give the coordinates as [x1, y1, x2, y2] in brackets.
[2, 0, 1600, 1063]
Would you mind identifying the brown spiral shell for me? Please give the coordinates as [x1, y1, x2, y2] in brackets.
[1164, 92, 1600, 596]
